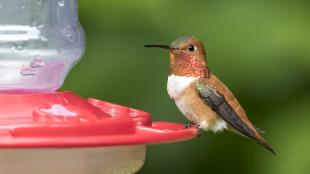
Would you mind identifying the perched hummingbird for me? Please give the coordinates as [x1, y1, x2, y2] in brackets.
[145, 36, 275, 154]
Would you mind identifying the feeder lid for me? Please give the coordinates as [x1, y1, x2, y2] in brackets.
[0, 92, 197, 147]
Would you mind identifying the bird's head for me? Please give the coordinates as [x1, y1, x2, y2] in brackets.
[145, 36, 209, 78]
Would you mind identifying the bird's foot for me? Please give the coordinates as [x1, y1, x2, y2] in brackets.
[184, 122, 202, 137]
[184, 122, 195, 128]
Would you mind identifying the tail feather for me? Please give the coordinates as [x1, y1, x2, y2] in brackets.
[255, 134, 276, 155]
[228, 127, 276, 155]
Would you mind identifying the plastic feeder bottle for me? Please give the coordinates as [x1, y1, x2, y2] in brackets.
[0, 1, 198, 174]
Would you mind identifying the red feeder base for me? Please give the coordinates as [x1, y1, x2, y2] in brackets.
[0, 91, 198, 147]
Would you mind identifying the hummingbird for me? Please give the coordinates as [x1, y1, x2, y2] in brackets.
[144, 36, 275, 154]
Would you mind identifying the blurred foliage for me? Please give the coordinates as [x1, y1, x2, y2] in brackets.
[62, 0, 310, 173]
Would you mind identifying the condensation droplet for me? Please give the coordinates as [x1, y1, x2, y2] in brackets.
[11, 42, 27, 51]
[40, 36, 48, 41]
[37, 24, 44, 29]
[40, 104, 77, 117]
[36, 0, 46, 6]
[11, 42, 17, 51]
[63, 26, 76, 42]
[17, 45, 23, 50]
[20, 66, 36, 76]
[58, 0, 65, 7]
[30, 56, 45, 68]
[16, 42, 27, 50]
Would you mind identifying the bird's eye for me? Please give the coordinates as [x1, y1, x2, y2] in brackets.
[188, 44, 196, 52]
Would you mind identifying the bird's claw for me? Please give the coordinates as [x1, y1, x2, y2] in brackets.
[184, 122, 193, 128]
[184, 122, 202, 137]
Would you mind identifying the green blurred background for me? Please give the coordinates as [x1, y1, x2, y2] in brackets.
[63, 0, 310, 173]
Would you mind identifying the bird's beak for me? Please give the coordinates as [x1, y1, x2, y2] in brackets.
[144, 44, 177, 50]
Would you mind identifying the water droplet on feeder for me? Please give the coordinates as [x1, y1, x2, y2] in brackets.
[16, 43, 25, 50]
[58, 0, 65, 7]
[11, 42, 27, 51]
[36, 0, 46, 6]
[30, 56, 45, 68]
[40, 36, 48, 41]
[63, 26, 76, 42]
[40, 104, 77, 117]
[11, 43, 17, 51]
[37, 24, 44, 29]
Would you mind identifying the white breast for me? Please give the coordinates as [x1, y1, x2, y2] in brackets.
[167, 74, 227, 132]
[167, 75, 198, 99]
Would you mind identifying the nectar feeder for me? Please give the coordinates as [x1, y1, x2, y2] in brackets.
[0, 1, 198, 174]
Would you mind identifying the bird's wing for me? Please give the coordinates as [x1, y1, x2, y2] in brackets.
[195, 78, 275, 154]
[195, 81, 256, 139]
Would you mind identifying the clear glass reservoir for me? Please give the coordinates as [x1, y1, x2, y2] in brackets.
[0, 0, 85, 93]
